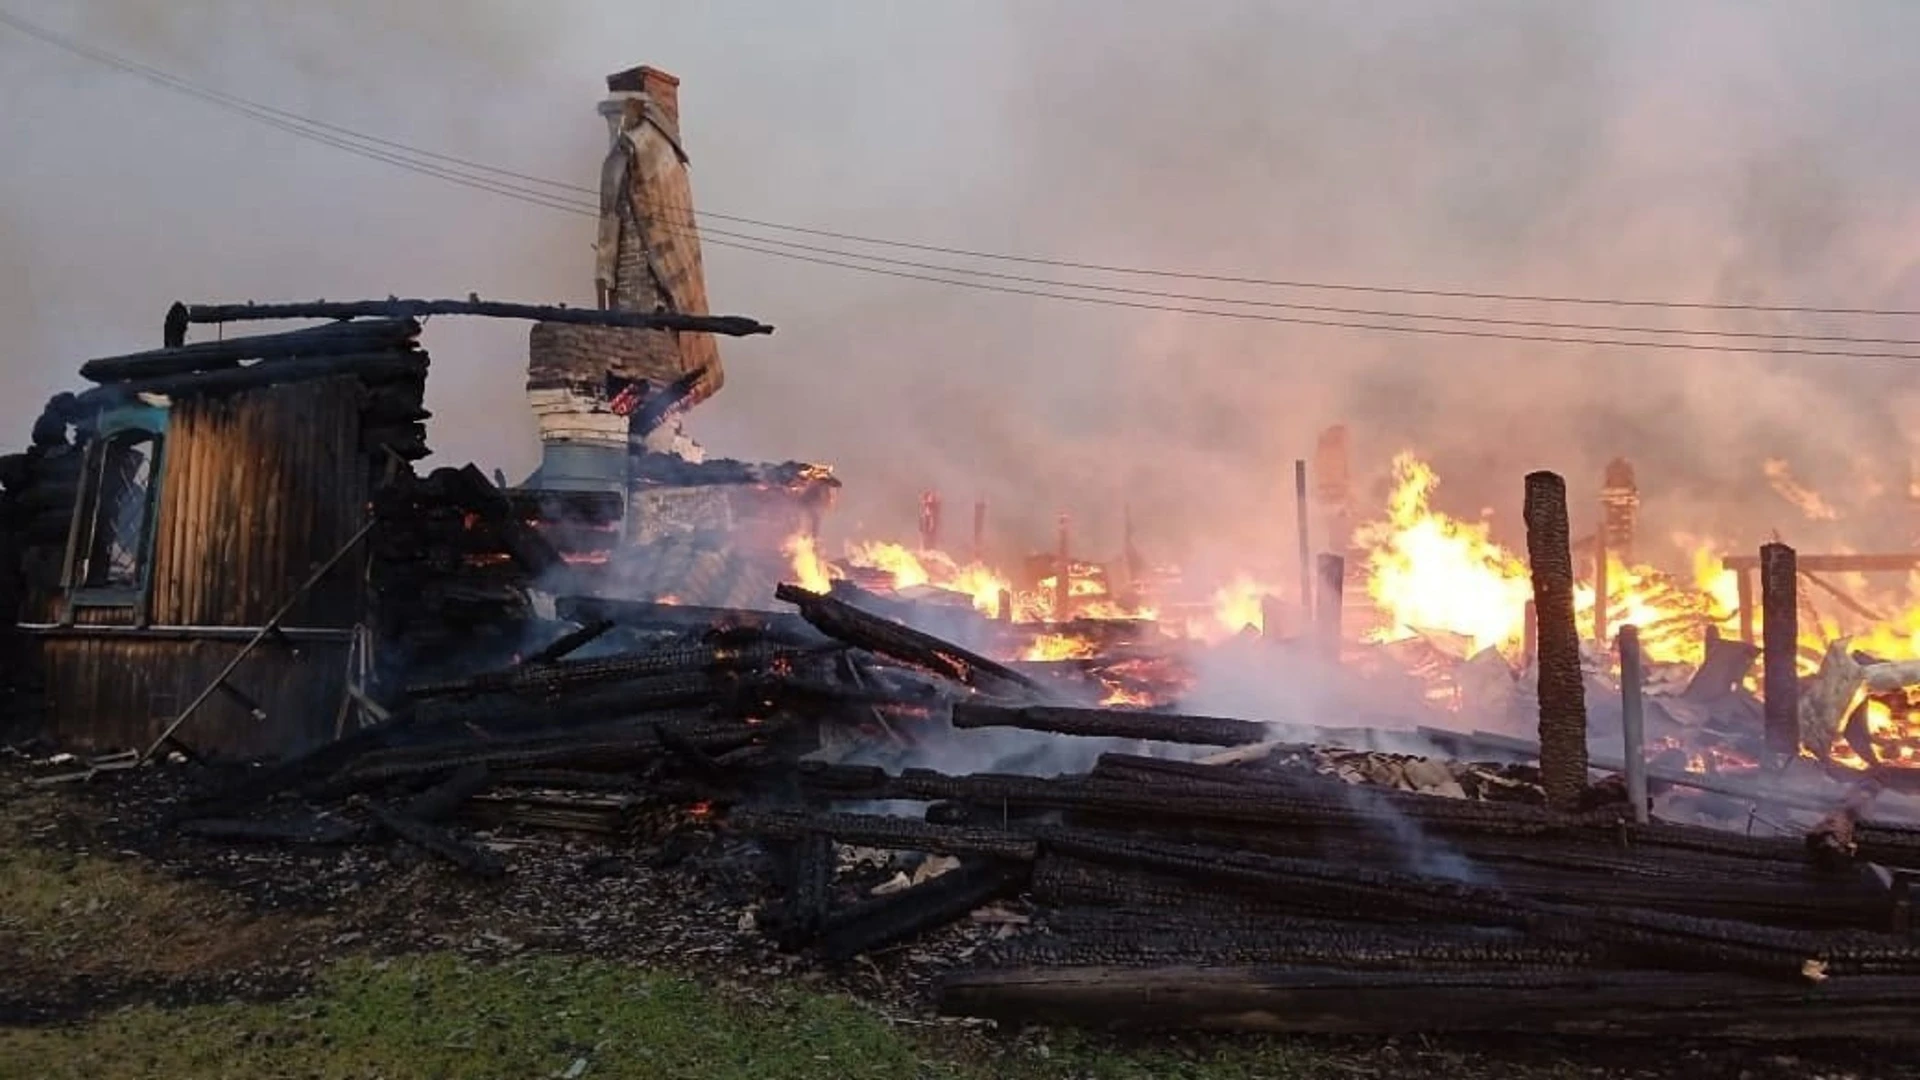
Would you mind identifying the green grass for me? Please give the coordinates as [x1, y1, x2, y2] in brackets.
[0, 954, 1356, 1080]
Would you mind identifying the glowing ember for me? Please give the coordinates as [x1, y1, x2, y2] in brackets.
[1022, 632, 1097, 662]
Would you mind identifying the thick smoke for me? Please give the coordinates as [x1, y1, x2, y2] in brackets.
[6, 2, 1920, 584]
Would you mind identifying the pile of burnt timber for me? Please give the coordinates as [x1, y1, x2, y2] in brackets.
[153, 577, 1920, 1041]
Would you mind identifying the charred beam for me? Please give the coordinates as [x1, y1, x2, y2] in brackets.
[937, 966, 1920, 1039]
[174, 298, 772, 337]
[819, 859, 1029, 962]
[728, 809, 1039, 862]
[75, 353, 427, 410]
[774, 583, 1045, 696]
[1524, 470, 1589, 811]
[358, 798, 506, 878]
[83, 318, 418, 382]
[949, 702, 1269, 747]
[520, 619, 616, 666]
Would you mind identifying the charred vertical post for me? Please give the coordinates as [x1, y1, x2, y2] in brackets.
[1524, 471, 1588, 812]
[1522, 600, 1538, 672]
[1594, 542, 1610, 648]
[1315, 554, 1344, 662]
[1760, 542, 1800, 762]
[920, 491, 942, 552]
[1294, 460, 1312, 620]
[1618, 624, 1649, 824]
[1737, 568, 1756, 645]
[996, 589, 1013, 623]
[1053, 512, 1072, 621]
[972, 499, 987, 564]
[1260, 594, 1287, 642]
[1313, 425, 1352, 556]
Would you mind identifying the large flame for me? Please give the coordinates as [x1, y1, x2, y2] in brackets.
[782, 532, 836, 593]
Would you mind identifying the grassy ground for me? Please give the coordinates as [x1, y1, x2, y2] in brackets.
[0, 954, 1374, 1080]
[0, 782, 1406, 1079]
[0, 777, 1867, 1080]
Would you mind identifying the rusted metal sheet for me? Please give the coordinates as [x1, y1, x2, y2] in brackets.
[148, 377, 369, 627]
[33, 635, 349, 758]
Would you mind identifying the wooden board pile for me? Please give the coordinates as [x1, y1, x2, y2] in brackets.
[160, 582, 1920, 1042]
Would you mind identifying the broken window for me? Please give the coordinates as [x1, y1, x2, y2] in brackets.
[69, 411, 166, 600]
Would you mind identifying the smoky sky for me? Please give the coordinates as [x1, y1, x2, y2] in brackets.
[5, 0, 1920, 588]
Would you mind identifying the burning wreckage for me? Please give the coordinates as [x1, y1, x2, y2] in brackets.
[8, 64, 1920, 1042]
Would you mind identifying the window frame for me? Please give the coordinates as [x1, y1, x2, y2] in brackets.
[63, 403, 169, 617]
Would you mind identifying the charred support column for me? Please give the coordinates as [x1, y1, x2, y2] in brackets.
[1315, 554, 1344, 662]
[1524, 471, 1589, 812]
[1618, 624, 1649, 824]
[920, 490, 942, 551]
[1294, 460, 1312, 619]
[1760, 542, 1800, 762]
[1736, 568, 1756, 645]
[996, 589, 1013, 623]
[1260, 594, 1287, 643]
[1522, 600, 1538, 672]
[1054, 512, 1072, 621]
[1594, 529, 1610, 648]
[972, 499, 987, 564]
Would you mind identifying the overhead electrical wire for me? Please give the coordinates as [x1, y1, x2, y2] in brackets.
[7, 4, 1920, 357]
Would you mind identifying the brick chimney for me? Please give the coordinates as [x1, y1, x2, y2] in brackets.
[606, 64, 680, 130]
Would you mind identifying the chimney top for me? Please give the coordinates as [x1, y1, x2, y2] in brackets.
[606, 65, 680, 129]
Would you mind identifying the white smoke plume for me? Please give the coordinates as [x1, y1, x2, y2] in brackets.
[5, 1, 1920, 586]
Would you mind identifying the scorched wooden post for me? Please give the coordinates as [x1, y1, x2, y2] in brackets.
[1315, 554, 1344, 662]
[1524, 471, 1588, 811]
[1760, 541, 1800, 763]
[1294, 460, 1312, 622]
[920, 490, 942, 551]
[1053, 512, 1071, 621]
[1618, 624, 1649, 824]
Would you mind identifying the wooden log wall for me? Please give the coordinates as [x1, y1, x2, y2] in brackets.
[148, 376, 369, 627]
[33, 635, 349, 757]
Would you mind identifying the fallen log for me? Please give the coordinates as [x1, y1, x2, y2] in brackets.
[175, 815, 366, 845]
[727, 809, 1039, 862]
[951, 702, 1269, 747]
[74, 353, 426, 409]
[520, 620, 616, 666]
[401, 764, 494, 822]
[818, 859, 1029, 962]
[937, 966, 1920, 1039]
[555, 595, 820, 642]
[359, 797, 506, 878]
[170, 298, 772, 340]
[775, 583, 1045, 697]
[83, 318, 419, 382]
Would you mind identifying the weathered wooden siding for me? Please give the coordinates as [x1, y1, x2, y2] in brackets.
[34, 635, 349, 757]
[149, 377, 369, 626]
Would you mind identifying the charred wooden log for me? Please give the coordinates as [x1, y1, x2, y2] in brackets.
[401, 765, 494, 822]
[728, 809, 1039, 862]
[175, 815, 367, 845]
[987, 927, 1603, 972]
[937, 966, 1920, 1038]
[75, 353, 427, 409]
[555, 596, 821, 643]
[818, 859, 1028, 962]
[358, 797, 506, 878]
[950, 702, 1269, 747]
[407, 640, 798, 700]
[172, 298, 772, 338]
[774, 583, 1044, 697]
[519, 620, 616, 666]
[81, 318, 420, 382]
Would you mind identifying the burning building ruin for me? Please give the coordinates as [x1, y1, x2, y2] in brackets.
[9, 58, 1920, 1045]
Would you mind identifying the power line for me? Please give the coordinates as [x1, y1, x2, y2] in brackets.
[9, 7, 1915, 323]
[8, 4, 1920, 358]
